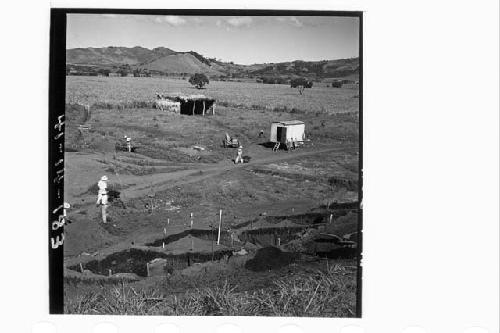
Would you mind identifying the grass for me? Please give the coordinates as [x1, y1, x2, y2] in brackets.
[66, 76, 359, 115]
[64, 263, 357, 316]
[63, 76, 361, 317]
[65, 77, 359, 163]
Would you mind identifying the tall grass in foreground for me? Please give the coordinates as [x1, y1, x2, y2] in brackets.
[65, 264, 357, 317]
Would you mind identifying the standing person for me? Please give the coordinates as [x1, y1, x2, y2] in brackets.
[96, 175, 109, 223]
[126, 137, 132, 152]
[235, 145, 243, 164]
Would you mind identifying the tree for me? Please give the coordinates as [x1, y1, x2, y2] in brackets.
[290, 78, 313, 94]
[118, 68, 128, 77]
[98, 68, 110, 77]
[189, 73, 210, 89]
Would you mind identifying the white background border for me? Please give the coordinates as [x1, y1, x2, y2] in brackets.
[0, 0, 498, 332]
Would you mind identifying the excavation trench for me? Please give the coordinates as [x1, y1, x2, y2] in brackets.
[146, 226, 310, 248]
[238, 226, 307, 246]
[68, 210, 359, 278]
[233, 208, 359, 229]
[68, 247, 234, 277]
[145, 229, 231, 247]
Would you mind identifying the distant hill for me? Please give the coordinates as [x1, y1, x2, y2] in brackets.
[249, 58, 359, 79]
[66, 46, 359, 79]
[138, 53, 223, 75]
[66, 46, 177, 66]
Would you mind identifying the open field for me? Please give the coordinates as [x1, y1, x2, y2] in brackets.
[66, 76, 359, 114]
[63, 75, 361, 316]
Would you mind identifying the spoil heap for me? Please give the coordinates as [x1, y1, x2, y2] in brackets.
[245, 246, 296, 272]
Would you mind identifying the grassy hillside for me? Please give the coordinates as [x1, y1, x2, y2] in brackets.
[67, 46, 177, 65]
[139, 53, 223, 75]
[66, 46, 359, 79]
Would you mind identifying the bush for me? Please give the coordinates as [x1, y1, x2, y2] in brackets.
[290, 78, 313, 88]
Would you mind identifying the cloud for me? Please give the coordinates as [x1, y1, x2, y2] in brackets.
[225, 17, 253, 27]
[289, 16, 303, 27]
[153, 15, 186, 26]
[101, 14, 118, 18]
[273, 16, 306, 27]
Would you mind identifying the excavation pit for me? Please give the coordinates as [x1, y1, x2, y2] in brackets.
[145, 229, 233, 247]
[68, 247, 234, 277]
[239, 226, 307, 247]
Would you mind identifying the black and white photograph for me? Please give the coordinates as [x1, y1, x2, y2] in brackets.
[53, 11, 362, 317]
[1, 0, 499, 332]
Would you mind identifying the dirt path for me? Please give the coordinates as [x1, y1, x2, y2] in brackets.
[119, 145, 357, 199]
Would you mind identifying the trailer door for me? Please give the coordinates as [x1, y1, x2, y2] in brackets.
[276, 126, 287, 143]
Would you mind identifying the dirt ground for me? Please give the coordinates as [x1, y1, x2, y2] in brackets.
[63, 86, 361, 316]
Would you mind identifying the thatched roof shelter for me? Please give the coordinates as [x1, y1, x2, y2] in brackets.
[161, 93, 216, 115]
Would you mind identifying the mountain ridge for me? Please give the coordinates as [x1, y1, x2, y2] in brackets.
[66, 46, 359, 79]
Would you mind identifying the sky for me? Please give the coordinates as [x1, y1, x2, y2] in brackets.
[67, 14, 359, 65]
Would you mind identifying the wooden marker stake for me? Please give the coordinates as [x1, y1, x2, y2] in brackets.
[217, 209, 222, 245]
[329, 214, 333, 224]
[190, 213, 193, 228]
[79, 263, 84, 273]
[146, 263, 150, 277]
[108, 269, 112, 277]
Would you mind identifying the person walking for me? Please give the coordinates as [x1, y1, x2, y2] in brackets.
[96, 175, 109, 223]
[235, 145, 244, 164]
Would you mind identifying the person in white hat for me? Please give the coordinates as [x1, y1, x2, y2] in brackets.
[235, 145, 243, 164]
[126, 137, 132, 152]
[96, 175, 109, 223]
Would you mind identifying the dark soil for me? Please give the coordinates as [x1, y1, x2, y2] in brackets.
[244, 246, 297, 272]
[68, 247, 234, 277]
[239, 226, 306, 246]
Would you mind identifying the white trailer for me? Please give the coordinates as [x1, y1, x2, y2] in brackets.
[269, 120, 305, 144]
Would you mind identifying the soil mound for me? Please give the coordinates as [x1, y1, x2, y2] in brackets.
[244, 246, 296, 272]
[164, 235, 227, 254]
